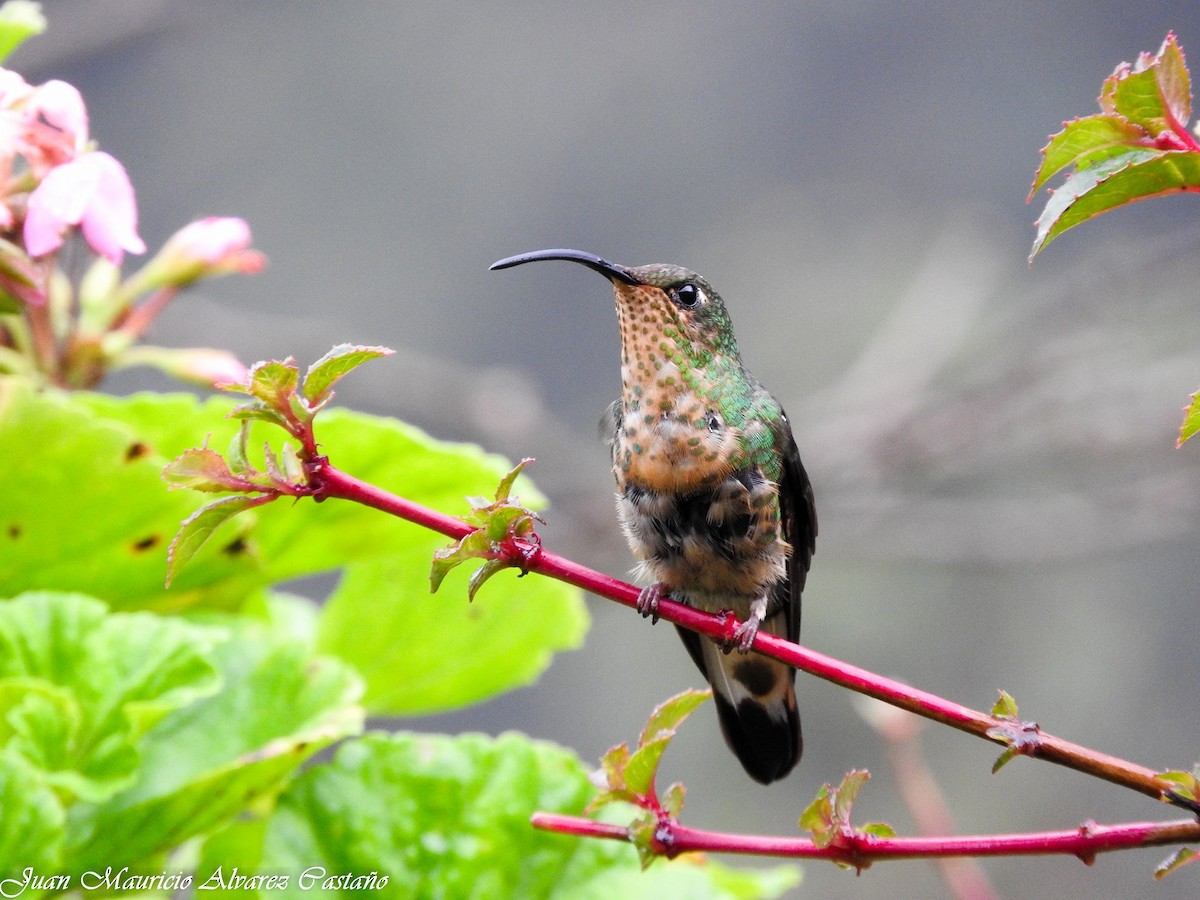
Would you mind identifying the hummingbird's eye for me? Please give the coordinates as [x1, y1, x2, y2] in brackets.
[670, 282, 702, 309]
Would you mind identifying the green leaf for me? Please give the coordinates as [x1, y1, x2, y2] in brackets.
[1030, 115, 1151, 197]
[638, 688, 711, 746]
[0, 751, 65, 880]
[1109, 34, 1191, 136]
[317, 544, 587, 715]
[0, 592, 220, 804]
[0, 384, 587, 711]
[64, 618, 362, 877]
[162, 446, 261, 492]
[247, 358, 300, 411]
[0, 0, 46, 64]
[1178, 390, 1200, 447]
[430, 459, 543, 598]
[0, 385, 578, 623]
[832, 769, 870, 823]
[990, 746, 1019, 773]
[199, 731, 797, 899]
[429, 529, 494, 594]
[1029, 148, 1200, 259]
[798, 783, 834, 847]
[0, 381, 232, 608]
[860, 822, 897, 838]
[991, 689, 1019, 719]
[624, 735, 671, 796]
[661, 782, 686, 818]
[799, 769, 872, 849]
[303, 344, 394, 407]
[165, 495, 266, 588]
[1156, 847, 1200, 879]
[1158, 768, 1200, 803]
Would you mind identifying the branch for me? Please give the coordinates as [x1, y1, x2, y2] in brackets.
[313, 462, 1194, 813]
[530, 812, 1200, 868]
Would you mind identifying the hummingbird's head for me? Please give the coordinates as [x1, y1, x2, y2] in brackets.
[489, 249, 739, 362]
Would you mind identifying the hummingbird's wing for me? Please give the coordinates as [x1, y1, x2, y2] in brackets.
[775, 409, 817, 646]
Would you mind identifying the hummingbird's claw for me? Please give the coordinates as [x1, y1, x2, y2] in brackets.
[636, 582, 666, 624]
[730, 595, 769, 652]
[731, 616, 761, 653]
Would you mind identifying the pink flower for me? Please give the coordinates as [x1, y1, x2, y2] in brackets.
[148, 216, 266, 287]
[0, 72, 87, 180]
[24, 151, 145, 265]
[25, 79, 88, 158]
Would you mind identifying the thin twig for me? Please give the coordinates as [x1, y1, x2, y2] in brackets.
[312, 461, 1192, 813]
[530, 812, 1200, 867]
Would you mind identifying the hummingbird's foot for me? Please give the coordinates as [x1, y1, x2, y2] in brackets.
[636, 582, 667, 624]
[731, 595, 769, 653]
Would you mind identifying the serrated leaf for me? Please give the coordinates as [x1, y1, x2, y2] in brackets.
[247, 358, 299, 410]
[798, 783, 834, 846]
[1029, 147, 1194, 259]
[162, 447, 260, 493]
[1178, 390, 1200, 447]
[1030, 115, 1151, 197]
[992, 689, 1019, 719]
[228, 401, 288, 428]
[596, 742, 632, 793]
[638, 688, 711, 746]
[166, 495, 265, 586]
[1155, 33, 1192, 132]
[494, 457, 533, 503]
[661, 781, 686, 818]
[624, 735, 671, 796]
[303, 344, 394, 406]
[833, 769, 870, 822]
[429, 530, 494, 593]
[1155, 847, 1200, 879]
[1110, 33, 1192, 136]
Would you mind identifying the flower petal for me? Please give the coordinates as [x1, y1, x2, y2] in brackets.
[26, 151, 145, 264]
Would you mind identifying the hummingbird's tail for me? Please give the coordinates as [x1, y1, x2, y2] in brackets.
[677, 621, 802, 784]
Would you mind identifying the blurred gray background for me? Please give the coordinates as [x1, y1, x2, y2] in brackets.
[22, 2, 1200, 897]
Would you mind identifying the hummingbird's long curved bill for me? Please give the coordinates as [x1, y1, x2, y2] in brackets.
[489, 248, 640, 285]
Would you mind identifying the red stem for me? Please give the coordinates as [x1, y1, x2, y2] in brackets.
[531, 812, 1200, 865]
[313, 462, 1185, 810]
[115, 286, 180, 341]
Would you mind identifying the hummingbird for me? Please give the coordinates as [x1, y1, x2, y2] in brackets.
[491, 248, 817, 784]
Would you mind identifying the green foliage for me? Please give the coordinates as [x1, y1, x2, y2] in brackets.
[991, 689, 1020, 719]
[0, 591, 361, 884]
[798, 769, 893, 870]
[193, 731, 796, 899]
[0, 375, 607, 889]
[590, 689, 710, 815]
[1156, 847, 1200, 879]
[1179, 391, 1200, 447]
[0, 1, 45, 64]
[318, 546, 586, 715]
[1029, 33, 1200, 260]
[430, 457, 544, 601]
